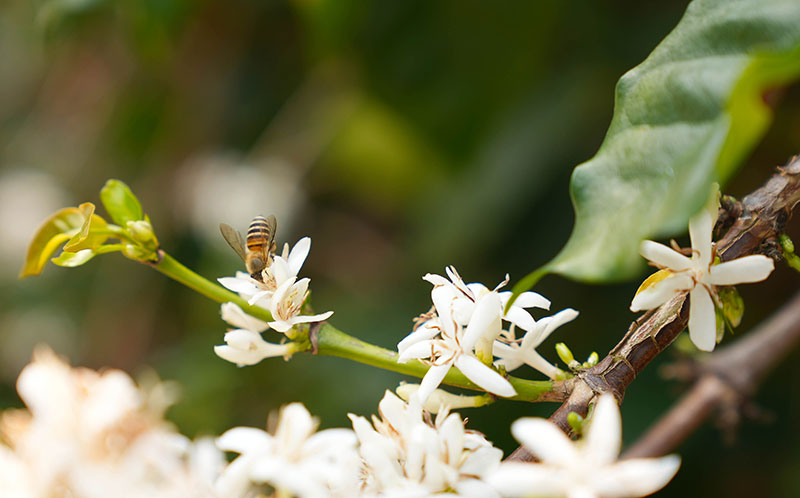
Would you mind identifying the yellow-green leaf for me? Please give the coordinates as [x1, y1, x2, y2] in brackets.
[100, 179, 143, 225]
[52, 249, 96, 268]
[63, 203, 109, 252]
[20, 207, 85, 278]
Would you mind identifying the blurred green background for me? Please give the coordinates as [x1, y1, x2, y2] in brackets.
[1, 0, 799, 496]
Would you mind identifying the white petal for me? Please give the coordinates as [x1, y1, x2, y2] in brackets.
[270, 257, 292, 286]
[423, 273, 450, 287]
[502, 291, 551, 310]
[454, 477, 502, 498]
[397, 340, 436, 363]
[267, 319, 292, 333]
[639, 240, 692, 271]
[688, 287, 717, 352]
[511, 418, 577, 465]
[216, 427, 272, 453]
[486, 463, 566, 497]
[689, 209, 713, 269]
[455, 355, 516, 397]
[630, 272, 694, 311]
[521, 350, 559, 378]
[277, 403, 316, 448]
[288, 237, 311, 276]
[220, 302, 269, 332]
[523, 308, 579, 349]
[462, 292, 502, 351]
[593, 455, 681, 497]
[285, 310, 334, 325]
[708, 255, 774, 286]
[397, 323, 440, 354]
[431, 285, 459, 335]
[217, 276, 258, 296]
[584, 394, 622, 465]
[417, 364, 450, 403]
[247, 289, 271, 306]
[504, 306, 537, 332]
[492, 342, 524, 372]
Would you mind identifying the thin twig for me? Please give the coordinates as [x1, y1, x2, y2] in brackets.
[623, 290, 800, 458]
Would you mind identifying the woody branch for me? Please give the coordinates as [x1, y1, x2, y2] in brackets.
[510, 154, 800, 462]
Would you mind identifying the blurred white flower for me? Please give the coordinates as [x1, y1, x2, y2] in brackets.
[631, 208, 774, 352]
[494, 308, 579, 378]
[0, 346, 222, 498]
[488, 394, 681, 498]
[349, 391, 502, 497]
[216, 403, 360, 498]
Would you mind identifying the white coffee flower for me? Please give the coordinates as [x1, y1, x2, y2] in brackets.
[488, 394, 681, 498]
[349, 391, 502, 497]
[398, 266, 564, 403]
[267, 276, 334, 333]
[630, 207, 774, 351]
[216, 403, 360, 498]
[0, 346, 222, 498]
[494, 308, 579, 378]
[397, 314, 516, 403]
[214, 302, 298, 366]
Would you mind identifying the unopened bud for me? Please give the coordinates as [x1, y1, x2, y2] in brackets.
[556, 343, 579, 369]
[126, 220, 159, 251]
[567, 411, 584, 436]
[395, 383, 491, 413]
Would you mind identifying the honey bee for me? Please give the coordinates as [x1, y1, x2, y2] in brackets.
[220, 215, 277, 281]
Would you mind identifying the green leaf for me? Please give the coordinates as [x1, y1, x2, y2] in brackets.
[544, 0, 800, 283]
[100, 179, 143, 225]
[52, 249, 96, 268]
[63, 203, 110, 252]
[20, 207, 86, 277]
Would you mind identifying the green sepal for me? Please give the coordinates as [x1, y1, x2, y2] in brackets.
[718, 286, 744, 329]
[100, 179, 144, 225]
[20, 207, 86, 277]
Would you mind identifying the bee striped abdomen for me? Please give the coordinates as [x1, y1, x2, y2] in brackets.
[246, 215, 272, 250]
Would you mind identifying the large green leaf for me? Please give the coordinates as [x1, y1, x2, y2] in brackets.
[545, 0, 800, 283]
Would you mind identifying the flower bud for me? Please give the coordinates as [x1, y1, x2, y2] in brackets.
[126, 220, 159, 251]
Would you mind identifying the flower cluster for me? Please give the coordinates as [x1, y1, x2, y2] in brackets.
[397, 267, 578, 402]
[215, 236, 333, 366]
[0, 350, 682, 498]
[350, 391, 502, 497]
[631, 203, 774, 351]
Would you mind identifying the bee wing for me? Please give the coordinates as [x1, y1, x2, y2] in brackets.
[219, 223, 247, 262]
[265, 215, 277, 248]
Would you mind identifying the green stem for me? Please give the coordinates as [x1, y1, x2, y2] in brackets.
[153, 251, 274, 321]
[314, 323, 554, 402]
